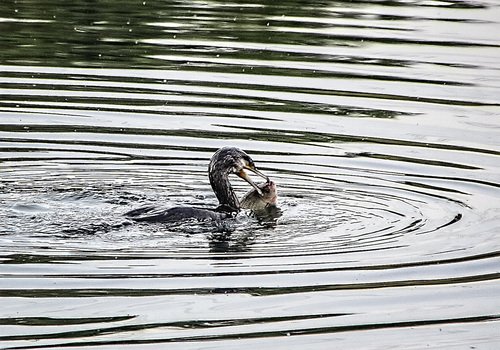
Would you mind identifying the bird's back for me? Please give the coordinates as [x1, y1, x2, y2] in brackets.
[125, 206, 227, 223]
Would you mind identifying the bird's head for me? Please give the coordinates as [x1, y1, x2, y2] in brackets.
[209, 147, 269, 196]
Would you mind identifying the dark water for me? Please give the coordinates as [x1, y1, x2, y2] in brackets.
[1, 0, 500, 348]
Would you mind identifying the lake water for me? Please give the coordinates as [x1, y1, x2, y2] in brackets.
[1, 0, 500, 349]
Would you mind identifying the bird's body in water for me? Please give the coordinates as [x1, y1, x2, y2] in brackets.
[125, 147, 274, 223]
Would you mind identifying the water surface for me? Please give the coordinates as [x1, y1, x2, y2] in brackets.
[1, 0, 500, 349]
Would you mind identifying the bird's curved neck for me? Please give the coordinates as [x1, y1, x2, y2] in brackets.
[209, 171, 239, 212]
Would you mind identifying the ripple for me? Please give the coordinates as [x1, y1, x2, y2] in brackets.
[0, 148, 493, 265]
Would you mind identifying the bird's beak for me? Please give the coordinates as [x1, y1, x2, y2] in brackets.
[238, 167, 269, 196]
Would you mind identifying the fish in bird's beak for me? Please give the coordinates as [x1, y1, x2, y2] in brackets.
[238, 166, 269, 196]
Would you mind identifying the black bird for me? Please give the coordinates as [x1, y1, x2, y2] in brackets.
[125, 147, 268, 222]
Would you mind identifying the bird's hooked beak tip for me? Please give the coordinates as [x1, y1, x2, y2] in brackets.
[238, 166, 268, 196]
[249, 166, 269, 181]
